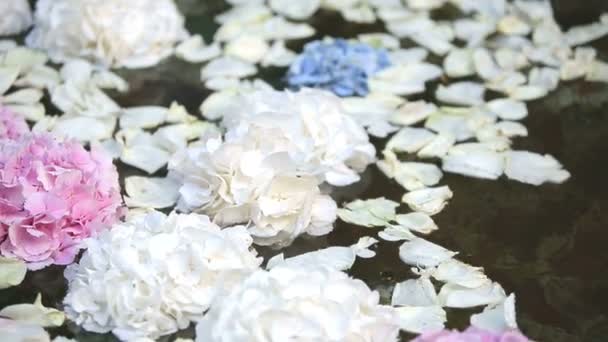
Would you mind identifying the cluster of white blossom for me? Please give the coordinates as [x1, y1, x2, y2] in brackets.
[0, 0, 32, 36]
[63, 211, 262, 341]
[26, 0, 187, 68]
[196, 264, 401, 342]
[170, 88, 375, 246]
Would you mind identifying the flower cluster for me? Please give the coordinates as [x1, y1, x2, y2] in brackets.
[0, 134, 123, 270]
[0, 0, 32, 36]
[26, 0, 187, 68]
[412, 327, 531, 342]
[0, 106, 29, 140]
[196, 264, 401, 342]
[170, 88, 375, 245]
[169, 137, 338, 246]
[222, 88, 377, 186]
[287, 39, 391, 97]
[63, 211, 262, 341]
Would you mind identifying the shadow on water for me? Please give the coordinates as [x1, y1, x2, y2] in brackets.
[2, 1, 608, 341]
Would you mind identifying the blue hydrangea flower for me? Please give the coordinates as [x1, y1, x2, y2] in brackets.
[286, 39, 391, 97]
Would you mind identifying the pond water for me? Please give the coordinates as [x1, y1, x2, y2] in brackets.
[2, 1, 608, 341]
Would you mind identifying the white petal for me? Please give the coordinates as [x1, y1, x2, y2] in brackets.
[2, 88, 43, 105]
[565, 20, 608, 46]
[205, 77, 242, 91]
[436, 82, 485, 106]
[268, 246, 356, 271]
[341, 5, 376, 24]
[492, 121, 528, 137]
[495, 48, 529, 71]
[370, 63, 442, 96]
[392, 277, 439, 306]
[508, 85, 549, 101]
[225, 35, 270, 64]
[60, 59, 93, 85]
[0, 257, 27, 289]
[485, 71, 527, 94]
[200, 91, 238, 120]
[418, 134, 456, 159]
[52, 116, 115, 142]
[120, 106, 168, 129]
[401, 186, 453, 215]
[395, 306, 446, 334]
[529, 67, 560, 91]
[425, 112, 474, 142]
[470, 294, 518, 333]
[399, 238, 457, 268]
[443, 48, 475, 78]
[438, 282, 506, 308]
[92, 70, 129, 92]
[504, 151, 570, 185]
[497, 15, 531, 36]
[338, 198, 399, 227]
[406, 0, 448, 10]
[390, 101, 438, 126]
[176, 35, 221, 63]
[453, 18, 495, 47]
[358, 33, 400, 50]
[486, 98, 528, 120]
[121, 145, 171, 174]
[473, 48, 502, 80]
[51, 82, 120, 118]
[0, 40, 17, 51]
[124, 176, 180, 209]
[269, 0, 320, 20]
[0, 66, 19, 95]
[13, 104, 45, 122]
[393, 162, 444, 191]
[442, 144, 505, 180]
[350, 236, 379, 258]
[409, 27, 454, 56]
[0, 319, 49, 342]
[0, 293, 65, 327]
[98, 139, 123, 159]
[377, 6, 414, 22]
[585, 60, 608, 83]
[262, 16, 315, 40]
[2, 48, 47, 73]
[201, 57, 257, 80]
[166, 102, 197, 123]
[14, 65, 61, 89]
[395, 212, 437, 234]
[261, 40, 297, 67]
[386, 127, 436, 153]
[378, 225, 417, 242]
[388, 48, 428, 65]
[433, 259, 489, 288]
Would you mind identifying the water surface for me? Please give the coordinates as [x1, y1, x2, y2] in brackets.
[2, 1, 608, 341]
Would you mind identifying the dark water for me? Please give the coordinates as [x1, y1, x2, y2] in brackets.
[2, 1, 608, 341]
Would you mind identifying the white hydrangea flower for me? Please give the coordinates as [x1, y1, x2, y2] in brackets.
[26, 0, 187, 68]
[170, 89, 372, 246]
[195, 264, 401, 342]
[0, 0, 32, 36]
[250, 175, 337, 246]
[63, 211, 262, 341]
[223, 88, 377, 186]
[169, 136, 338, 246]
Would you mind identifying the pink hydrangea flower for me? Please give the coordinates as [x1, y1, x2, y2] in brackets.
[0, 106, 29, 140]
[412, 327, 531, 342]
[0, 134, 124, 270]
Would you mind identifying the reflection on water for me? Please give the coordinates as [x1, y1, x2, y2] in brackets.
[2, 1, 608, 341]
